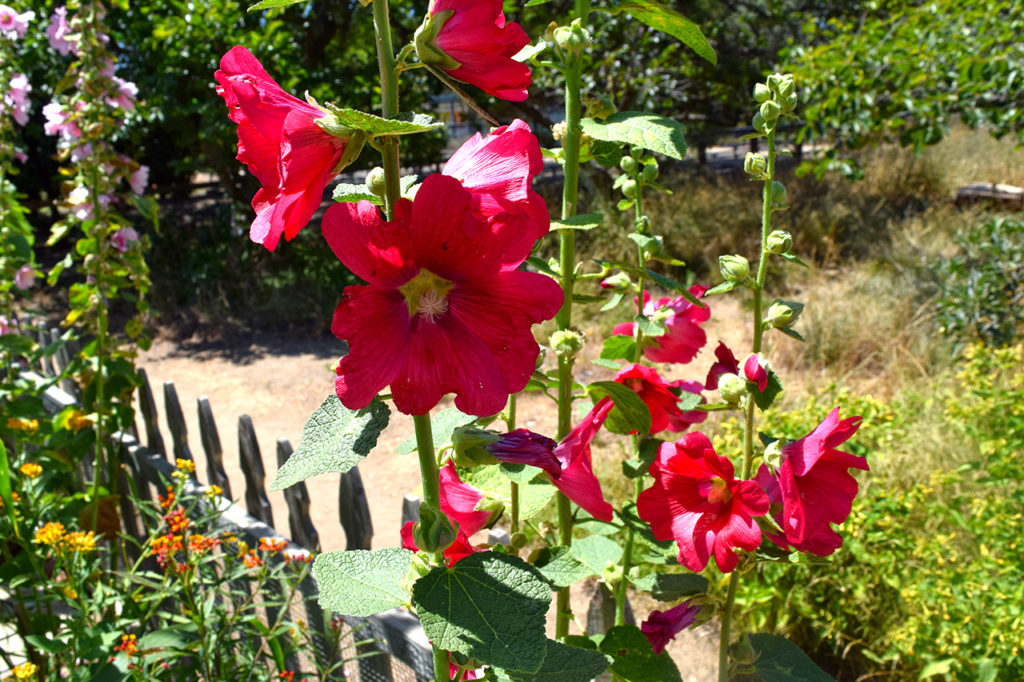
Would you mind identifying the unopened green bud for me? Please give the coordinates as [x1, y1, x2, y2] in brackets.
[753, 82, 771, 103]
[765, 300, 804, 329]
[779, 93, 797, 114]
[510, 532, 528, 551]
[475, 495, 505, 527]
[634, 215, 651, 234]
[766, 73, 784, 94]
[554, 18, 590, 53]
[719, 254, 750, 283]
[621, 178, 638, 198]
[766, 230, 793, 255]
[759, 99, 781, 123]
[413, 504, 458, 555]
[550, 329, 585, 357]
[451, 426, 501, 468]
[744, 152, 767, 177]
[366, 167, 386, 199]
[718, 373, 747, 403]
[414, 9, 461, 70]
[752, 112, 767, 134]
[763, 441, 783, 470]
[777, 76, 795, 99]
[619, 156, 638, 174]
[600, 271, 632, 292]
[642, 163, 659, 181]
[335, 130, 367, 172]
[770, 180, 787, 205]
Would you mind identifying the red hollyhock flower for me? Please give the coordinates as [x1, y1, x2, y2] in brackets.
[614, 363, 706, 434]
[484, 397, 616, 522]
[742, 353, 768, 392]
[443, 119, 549, 262]
[613, 287, 710, 366]
[415, 0, 531, 101]
[401, 462, 495, 566]
[640, 600, 701, 654]
[216, 46, 351, 251]
[756, 408, 866, 555]
[637, 433, 769, 572]
[323, 174, 562, 416]
[704, 341, 739, 390]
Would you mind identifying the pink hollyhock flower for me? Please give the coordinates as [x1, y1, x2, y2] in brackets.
[106, 77, 137, 111]
[415, 0, 531, 101]
[641, 601, 701, 654]
[742, 353, 768, 392]
[401, 462, 496, 566]
[442, 119, 549, 261]
[14, 264, 34, 290]
[638, 432, 769, 572]
[215, 45, 351, 251]
[0, 4, 32, 39]
[614, 363, 706, 434]
[0, 316, 12, 335]
[755, 408, 866, 555]
[46, 6, 75, 55]
[324, 173, 562, 417]
[111, 227, 139, 253]
[704, 341, 739, 390]
[485, 397, 616, 522]
[129, 166, 149, 195]
[613, 287, 710, 366]
[4, 73, 31, 126]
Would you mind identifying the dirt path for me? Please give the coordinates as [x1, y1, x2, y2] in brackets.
[135, 302, 751, 681]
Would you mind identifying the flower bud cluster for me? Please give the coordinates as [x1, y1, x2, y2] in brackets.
[751, 73, 796, 137]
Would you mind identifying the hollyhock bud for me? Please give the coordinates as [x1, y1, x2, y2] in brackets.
[744, 152, 767, 178]
[642, 163, 659, 182]
[553, 19, 590, 54]
[412, 504, 458, 555]
[753, 82, 771, 103]
[766, 229, 792, 255]
[641, 601, 701, 654]
[776, 75, 796, 99]
[770, 180, 787, 205]
[765, 300, 803, 329]
[14, 265, 34, 290]
[450, 426, 501, 468]
[763, 440, 782, 469]
[365, 167, 386, 200]
[600, 271, 632, 292]
[415, 0, 531, 102]
[718, 373, 746, 404]
[766, 73, 784, 93]
[752, 111, 767, 134]
[619, 156, 638, 174]
[719, 254, 750, 283]
[742, 353, 769, 392]
[550, 329, 584, 357]
[759, 99, 781, 123]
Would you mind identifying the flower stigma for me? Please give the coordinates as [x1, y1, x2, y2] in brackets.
[400, 269, 453, 323]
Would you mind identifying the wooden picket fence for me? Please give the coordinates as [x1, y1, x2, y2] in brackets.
[30, 326, 434, 682]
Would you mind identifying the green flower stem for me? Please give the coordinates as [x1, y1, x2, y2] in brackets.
[372, 0, 401, 218]
[718, 128, 777, 682]
[90, 166, 109, 533]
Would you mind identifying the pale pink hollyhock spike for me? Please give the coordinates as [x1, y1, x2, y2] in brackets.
[612, 287, 710, 366]
[14, 264, 34, 290]
[641, 600, 701, 654]
[5, 73, 31, 126]
[614, 363, 706, 435]
[638, 432, 769, 572]
[756, 408, 867, 555]
[418, 0, 531, 101]
[0, 4, 33, 40]
[323, 173, 562, 417]
[46, 6, 75, 55]
[215, 45, 349, 251]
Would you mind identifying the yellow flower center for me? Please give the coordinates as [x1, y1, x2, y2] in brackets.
[704, 476, 732, 505]
[399, 269, 453, 323]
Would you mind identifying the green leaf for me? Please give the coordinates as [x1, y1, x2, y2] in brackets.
[532, 546, 592, 589]
[527, 256, 559, 277]
[600, 292, 624, 312]
[586, 381, 652, 435]
[629, 573, 708, 601]
[643, 269, 701, 306]
[748, 634, 833, 681]
[271, 395, 390, 490]
[332, 183, 382, 205]
[590, 139, 624, 167]
[319, 106, 445, 136]
[571, 534, 623, 575]
[635, 314, 666, 338]
[593, 358, 624, 371]
[0, 441, 19, 541]
[493, 639, 611, 681]
[753, 369, 784, 411]
[601, 335, 637, 362]
[628, 233, 663, 256]
[777, 327, 806, 342]
[248, 0, 304, 10]
[704, 281, 737, 296]
[612, 0, 716, 64]
[581, 113, 688, 160]
[413, 552, 550, 673]
[600, 625, 682, 682]
[676, 391, 703, 412]
[459, 465, 555, 520]
[780, 252, 810, 267]
[397, 407, 476, 454]
[314, 548, 413, 617]
[552, 212, 604, 231]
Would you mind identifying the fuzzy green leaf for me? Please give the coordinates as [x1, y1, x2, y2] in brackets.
[552, 213, 604, 231]
[331, 183, 382, 205]
[601, 625, 682, 682]
[748, 634, 833, 681]
[413, 552, 550, 673]
[601, 335, 637, 362]
[629, 572, 708, 601]
[397, 407, 476, 454]
[314, 548, 413, 617]
[581, 112, 688, 160]
[320, 106, 444, 136]
[612, 0, 716, 64]
[493, 639, 612, 681]
[271, 395, 390, 490]
[532, 546, 593, 589]
[571, 534, 624, 574]
[586, 381, 652, 435]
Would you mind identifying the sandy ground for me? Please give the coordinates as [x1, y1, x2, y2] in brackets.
[134, 299, 753, 681]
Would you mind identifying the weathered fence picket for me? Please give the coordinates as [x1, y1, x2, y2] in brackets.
[198, 396, 233, 499]
[277, 438, 320, 552]
[238, 414, 275, 527]
[163, 381, 198, 480]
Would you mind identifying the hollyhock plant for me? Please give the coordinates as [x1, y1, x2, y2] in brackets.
[485, 397, 616, 522]
[638, 432, 769, 572]
[401, 462, 497, 566]
[614, 363, 706, 434]
[442, 119, 549, 259]
[323, 173, 562, 417]
[756, 408, 866, 555]
[46, 6, 74, 54]
[414, 0, 531, 101]
[641, 601, 701, 654]
[613, 287, 710, 365]
[215, 45, 353, 251]
[0, 4, 32, 40]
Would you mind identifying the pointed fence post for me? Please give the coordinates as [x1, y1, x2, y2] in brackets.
[276, 438, 319, 552]
[197, 396, 233, 499]
[164, 381, 197, 480]
[136, 368, 166, 458]
[238, 414, 273, 527]
[339, 468, 373, 551]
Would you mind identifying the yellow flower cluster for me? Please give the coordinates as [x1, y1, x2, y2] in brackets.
[34, 522, 66, 546]
[32, 523, 98, 553]
[6, 418, 39, 434]
[175, 458, 196, 473]
[62, 531, 98, 553]
[19, 463, 43, 479]
[11, 662, 38, 680]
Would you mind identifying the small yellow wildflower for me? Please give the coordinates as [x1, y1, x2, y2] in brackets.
[61, 531, 98, 553]
[67, 410, 93, 433]
[19, 463, 43, 479]
[205, 484, 223, 498]
[175, 458, 196, 473]
[12, 662, 39, 679]
[63, 586, 78, 600]
[34, 522, 66, 546]
[6, 418, 39, 435]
